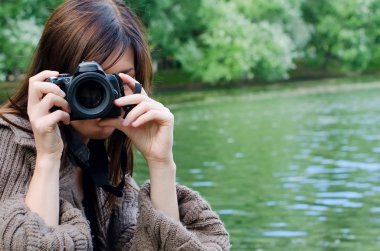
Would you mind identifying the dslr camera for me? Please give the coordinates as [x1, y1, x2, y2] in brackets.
[47, 61, 133, 120]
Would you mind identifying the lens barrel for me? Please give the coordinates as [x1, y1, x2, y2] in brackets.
[67, 72, 116, 119]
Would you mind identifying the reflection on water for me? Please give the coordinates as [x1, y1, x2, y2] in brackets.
[192, 181, 215, 187]
[262, 230, 307, 237]
[135, 85, 380, 250]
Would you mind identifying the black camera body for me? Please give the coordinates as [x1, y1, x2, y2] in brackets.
[47, 61, 126, 120]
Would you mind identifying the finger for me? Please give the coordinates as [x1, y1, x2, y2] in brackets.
[45, 110, 71, 126]
[114, 94, 147, 106]
[124, 101, 164, 126]
[29, 70, 59, 83]
[114, 94, 161, 107]
[29, 93, 69, 118]
[131, 109, 174, 127]
[28, 81, 66, 105]
[118, 73, 147, 96]
[38, 93, 70, 114]
[33, 110, 70, 133]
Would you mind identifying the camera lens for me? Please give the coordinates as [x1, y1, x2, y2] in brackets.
[67, 71, 117, 120]
[75, 81, 104, 108]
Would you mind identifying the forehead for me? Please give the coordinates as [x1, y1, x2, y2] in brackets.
[103, 46, 135, 74]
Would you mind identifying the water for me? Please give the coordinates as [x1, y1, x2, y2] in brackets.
[134, 82, 380, 250]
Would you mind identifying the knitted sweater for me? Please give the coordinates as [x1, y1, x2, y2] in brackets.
[0, 114, 230, 250]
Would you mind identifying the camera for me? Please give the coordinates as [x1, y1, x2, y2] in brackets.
[47, 61, 128, 120]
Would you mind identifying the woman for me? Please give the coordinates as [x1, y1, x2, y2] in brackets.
[0, 0, 229, 250]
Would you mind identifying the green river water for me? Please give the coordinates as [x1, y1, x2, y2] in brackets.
[133, 80, 380, 250]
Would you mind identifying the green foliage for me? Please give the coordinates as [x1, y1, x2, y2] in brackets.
[234, 0, 312, 50]
[137, 0, 310, 83]
[176, 2, 296, 82]
[366, 0, 380, 67]
[128, 0, 204, 67]
[176, 0, 259, 82]
[1, 18, 42, 77]
[0, 0, 379, 83]
[302, 0, 380, 72]
[0, 0, 61, 80]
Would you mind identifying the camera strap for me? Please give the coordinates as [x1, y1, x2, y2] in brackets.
[64, 126, 126, 197]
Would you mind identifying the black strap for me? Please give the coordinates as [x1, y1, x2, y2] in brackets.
[88, 140, 125, 197]
[65, 126, 126, 197]
[64, 126, 90, 171]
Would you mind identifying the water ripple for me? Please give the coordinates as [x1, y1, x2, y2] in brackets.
[262, 230, 307, 237]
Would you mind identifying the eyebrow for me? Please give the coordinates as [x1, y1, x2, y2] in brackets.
[120, 67, 135, 74]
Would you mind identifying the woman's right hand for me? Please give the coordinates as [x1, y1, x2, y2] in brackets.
[27, 70, 71, 160]
[26, 71, 71, 226]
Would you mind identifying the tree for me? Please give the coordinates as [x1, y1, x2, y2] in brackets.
[1, 0, 379, 83]
[136, 0, 312, 83]
[176, 0, 296, 82]
[0, 0, 61, 80]
[302, 0, 379, 72]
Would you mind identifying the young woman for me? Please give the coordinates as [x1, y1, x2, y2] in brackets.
[0, 0, 229, 250]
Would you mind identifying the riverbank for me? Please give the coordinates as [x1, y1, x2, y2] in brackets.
[1, 73, 380, 105]
[153, 73, 380, 105]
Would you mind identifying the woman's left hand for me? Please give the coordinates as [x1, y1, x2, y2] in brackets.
[99, 73, 175, 169]
[101, 73, 179, 221]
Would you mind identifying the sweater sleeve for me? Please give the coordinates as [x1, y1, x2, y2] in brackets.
[0, 126, 92, 251]
[114, 182, 230, 251]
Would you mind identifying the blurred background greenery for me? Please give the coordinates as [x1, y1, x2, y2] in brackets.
[1, 0, 380, 84]
[1, 1, 380, 250]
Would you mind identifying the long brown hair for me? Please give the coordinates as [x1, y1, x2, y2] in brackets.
[0, 0, 152, 241]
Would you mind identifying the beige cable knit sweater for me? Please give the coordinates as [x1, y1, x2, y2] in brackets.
[0, 114, 230, 250]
